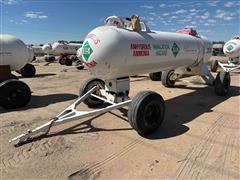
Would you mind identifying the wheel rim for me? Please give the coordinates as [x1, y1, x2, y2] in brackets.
[144, 103, 161, 128]
[7, 89, 23, 103]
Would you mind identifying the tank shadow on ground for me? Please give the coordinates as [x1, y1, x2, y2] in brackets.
[145, 85, 240, 140]
[0, 93, 78, 114]
[11, 85, 240, 145]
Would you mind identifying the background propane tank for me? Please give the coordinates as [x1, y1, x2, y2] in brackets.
[0, 34, 32, 71]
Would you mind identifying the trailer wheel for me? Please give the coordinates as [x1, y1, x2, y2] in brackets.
[20, 64, 36, 78]
[76, 65, 84, 70]
[45, 56, 55, 62]
[59, 58, 65, 65]
[0, 80, 31, 109]
[211, 60, 218, 72]
[128, 91, 165, 135]
[161, 70, 175, 87]
[65, 59, 73, 66]
[149, 72, 162, 81]
[79, 78, 105, 107]
[214, 71, 230, 96]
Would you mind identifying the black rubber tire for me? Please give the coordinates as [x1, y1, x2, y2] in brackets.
[45, 56, 55, 62]
[214, 71, 230, 96]
[79, 78, 105, 107]
[20, 64, 36, 78]
[128, 91, 165, 135]
[59, 58, 65, 65]
[0, 80, 31, 109]
[211, 60, 218, 72]
[65, 59, 73, 66]
[76, 65, 84, 70]
[149, 72, 162, 81]
[161, 70, 175, 87]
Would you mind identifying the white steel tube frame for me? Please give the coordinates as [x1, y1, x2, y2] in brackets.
[9, 86, 132, 145]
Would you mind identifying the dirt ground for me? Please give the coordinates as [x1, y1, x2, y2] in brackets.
[0, 56, 239, 180]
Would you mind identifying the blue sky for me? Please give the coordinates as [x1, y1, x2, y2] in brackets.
[1, 0, 239, 44]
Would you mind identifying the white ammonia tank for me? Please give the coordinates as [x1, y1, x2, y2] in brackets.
[81, 25, 212, 80]
[0, 34, 32, 70]
[42, 41, 82, 55]
[31, 45, 45, 56]
[223, 35, 240, 58]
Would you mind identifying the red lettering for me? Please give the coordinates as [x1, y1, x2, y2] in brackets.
[133, 50, 150, 56]
[83, 60, 97, 68]
[87, 34, 100, 45]
[130, 44, 151, 50]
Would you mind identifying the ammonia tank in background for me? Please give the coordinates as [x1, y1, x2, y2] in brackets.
[0, 34, 32, 71]
[0, 34, 32, 109]
[223, 35, 240, 58]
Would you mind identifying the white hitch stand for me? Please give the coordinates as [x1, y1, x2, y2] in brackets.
[211, 58, 240, 73]
[9, 85, 131, 146]
[10, 77, 166, 146]
[218, 58, 240, 72]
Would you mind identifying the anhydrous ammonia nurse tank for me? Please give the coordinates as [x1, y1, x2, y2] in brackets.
[0, 34, 32, 109]
[81, 23, 212, 80]
[0, 34, 36, 78]
[42, 41, 82, 65]
[0, 34, 32, 70]
[223, 35, 240, 58]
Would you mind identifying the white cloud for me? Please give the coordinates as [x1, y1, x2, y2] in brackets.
[185, 25, 197, 29]
[140, 5, 154, 9]
[148, 21, 157, 26]
[207, 19, 217, 23]
[203, 23, 214, 26]
[198, 29, 213, 33]
[224, 1, 234, 7]
[21, 19, 28, 23]
[200, 12, 210, 19]
[168, 4, 181, 7]
[149, 12, 156, 16]
[0, 0, 18, 4]
[25, 11, 48, 19]
[147, 17, 154, 21]
[208, 1, 219, 6]
[170, 15, 177, 19]
[223, 16, 234, 20]
[175, 9, 187, 14]
[159, 4, 166, 8]
[189, 9, 197, 12]
[215, 9, 235, 20]
[162, 13, 170, 16]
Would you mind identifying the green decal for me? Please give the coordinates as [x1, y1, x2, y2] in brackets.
[227, 45, 234, 51]
[153, 44, 170, 56]
[82, 41, 93, 61]
[171, 43, 180, 57]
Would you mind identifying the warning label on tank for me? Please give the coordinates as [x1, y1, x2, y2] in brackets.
[130, 43, 151, 56]
[82, 41, 93, 61]
[153, 44, 170, 56]
[227, 45, 234, 51]
[171, 43, 180, 57]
